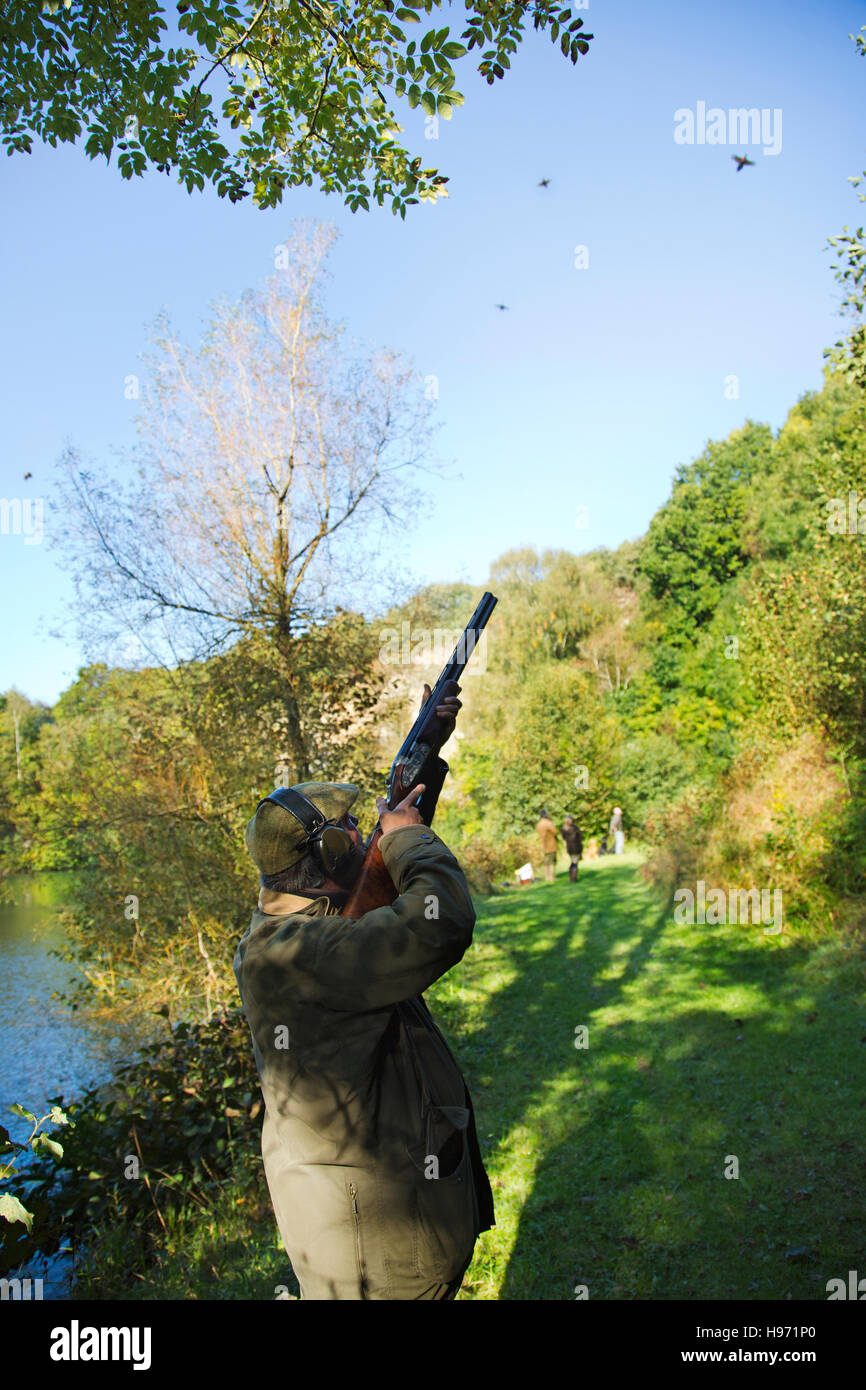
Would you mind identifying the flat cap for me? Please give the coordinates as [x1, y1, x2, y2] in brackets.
[245, 781, 360, 874]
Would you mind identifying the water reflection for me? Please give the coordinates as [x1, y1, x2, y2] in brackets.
[0, 874, 158, 1298]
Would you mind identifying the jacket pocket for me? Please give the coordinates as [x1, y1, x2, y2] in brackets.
[407, 1104, 477, 1279]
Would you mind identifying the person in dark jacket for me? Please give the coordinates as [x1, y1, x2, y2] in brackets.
[561, 814, 583, 882]
[233, 691, 494, 1301]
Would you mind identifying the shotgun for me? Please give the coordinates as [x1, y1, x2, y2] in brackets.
[342, 591, 498, 917]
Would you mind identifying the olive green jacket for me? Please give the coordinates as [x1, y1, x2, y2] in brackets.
[232, 823, 495, 1299]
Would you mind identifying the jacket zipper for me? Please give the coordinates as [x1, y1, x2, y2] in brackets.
[349, 1182, 366, 1283]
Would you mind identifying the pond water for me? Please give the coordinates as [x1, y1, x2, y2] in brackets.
[0, 874, 157, 1298]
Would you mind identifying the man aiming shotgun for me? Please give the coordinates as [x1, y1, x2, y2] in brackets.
[233, 594, 497, 1300]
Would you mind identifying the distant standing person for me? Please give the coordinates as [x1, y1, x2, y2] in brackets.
[536, 808, 558, 882]
[610, 806, 624, 855]
[561, 815, 583, 883]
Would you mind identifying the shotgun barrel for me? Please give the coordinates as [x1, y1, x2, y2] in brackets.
[389, 592, 500, 811]
[341, 590, 498, 918]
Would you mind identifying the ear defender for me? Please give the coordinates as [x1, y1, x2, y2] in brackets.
[318, 824, 355, 880]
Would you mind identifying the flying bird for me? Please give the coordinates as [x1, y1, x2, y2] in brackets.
[732, 155, 755, 171]
[538, 178, 551, 188]
[495, 304, 509, 311]
[23, 472, 32, 480]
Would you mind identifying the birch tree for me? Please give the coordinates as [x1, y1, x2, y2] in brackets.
[56, 221, 432, 781]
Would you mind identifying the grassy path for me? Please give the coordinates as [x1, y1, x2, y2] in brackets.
[430, 853, 866, 1301]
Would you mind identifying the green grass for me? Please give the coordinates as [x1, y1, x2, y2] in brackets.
[72, 852, 866, 1300]
[70, 1176, 300, 1300]
[441, 853, 866, 1300]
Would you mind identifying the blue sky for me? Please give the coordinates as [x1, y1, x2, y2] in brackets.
[1, 0, 864, 704]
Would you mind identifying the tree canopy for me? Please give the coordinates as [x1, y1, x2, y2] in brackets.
[1, 0, 593, 214]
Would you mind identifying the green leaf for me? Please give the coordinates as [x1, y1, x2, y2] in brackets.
[407, 84, 421, 108]
[0, 1192, 33, 1231]
[420, 90, 436, 116]
[8, 1103, 36, 1123]
[395, 8, 420, 20]
[34, 1133, 64, 1160]
[441, 42, 466, 60]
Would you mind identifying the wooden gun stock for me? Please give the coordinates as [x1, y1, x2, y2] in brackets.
[341, 826, 396, 917]
[340, 754, 449, 918]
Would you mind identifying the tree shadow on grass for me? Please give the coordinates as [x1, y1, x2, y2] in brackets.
[434, 860, 863, 1300]
[434, 859, 669, 1296]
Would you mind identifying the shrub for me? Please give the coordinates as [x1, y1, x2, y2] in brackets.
[456, 834, 540, 894]
[18, 1008, 262, 1272]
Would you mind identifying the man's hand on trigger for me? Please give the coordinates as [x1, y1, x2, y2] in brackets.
[377, 785, 426, 838]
